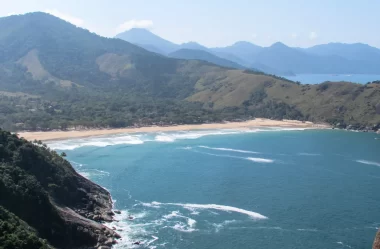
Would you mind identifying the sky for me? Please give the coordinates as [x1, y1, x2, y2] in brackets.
[1, 0, 380, 48]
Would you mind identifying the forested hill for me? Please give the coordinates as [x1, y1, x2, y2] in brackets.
[0, 12, 379, 131]
[0, 129, 120, 248]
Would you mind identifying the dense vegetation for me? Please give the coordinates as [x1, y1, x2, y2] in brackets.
[0, 129, 117, 248]
[0, 206, 49, 249]
[0, 12, 379, 132]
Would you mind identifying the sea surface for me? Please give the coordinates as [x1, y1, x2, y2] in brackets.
[50, 128, 380, 249]
[282, 74, 380, 84]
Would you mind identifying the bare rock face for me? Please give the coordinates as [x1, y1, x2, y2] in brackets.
[374, 230, 380, 249]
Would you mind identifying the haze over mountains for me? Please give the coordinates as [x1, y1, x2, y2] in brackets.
[116, 28, 380, 75]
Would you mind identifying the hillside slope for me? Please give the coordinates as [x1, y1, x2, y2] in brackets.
[0, 12, 379, 131]
[0, 129, 119, 248]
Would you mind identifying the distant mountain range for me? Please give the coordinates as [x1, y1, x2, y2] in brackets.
[169, 49, 245, 70]
[116, 28, 380, 75]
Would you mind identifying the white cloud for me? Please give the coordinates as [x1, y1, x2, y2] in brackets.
[251, 33, 258, 39]
[116, 19, 153, 34]
[44, 9, 84, 27]
[309, 31, 318, 40]
[291, 33, 298, 39]
[6, 12, 16, 16]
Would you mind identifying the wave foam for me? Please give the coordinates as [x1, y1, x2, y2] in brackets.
[48, 127, 311, 150]
[104, 210, 151, 249]
[172, 222, 197, 233]
[247, 157, 274, 163]
[297, 228, 318, 232]
[356, 160, 380, 167]
[145, 202, 267, 220]
[201, 152, 274, 164]
[48, 134, 144, 150]
[199, 146, 259, 154]
[212, 220, 239, 232]
[336, 241, 353, 248]
[155, 135, 175, 142]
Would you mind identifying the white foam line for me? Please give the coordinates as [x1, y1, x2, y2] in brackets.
[47, 134, 144, 150]
[146, 236, 159, 246]
[356, 160, 380, 167]
[199, 146, 259, 154]
[48, 127, 312, 150]
[297, 228, 318, 232]
[336, 241, 353, 248]
[147, 202, 267, 220]
[200, 152, 274, 164]
[247, 157, 274, 163]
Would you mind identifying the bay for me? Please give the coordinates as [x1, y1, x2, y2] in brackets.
[52, 128, 380, 249]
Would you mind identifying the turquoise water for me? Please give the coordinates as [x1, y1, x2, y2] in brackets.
[51, 128, 380, 249]
[283, 74, 380, 84]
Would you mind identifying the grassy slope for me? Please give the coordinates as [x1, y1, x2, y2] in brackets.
[187, 68, 380, 125]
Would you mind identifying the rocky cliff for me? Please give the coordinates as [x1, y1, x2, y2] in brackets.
[0, 129, 119, 248]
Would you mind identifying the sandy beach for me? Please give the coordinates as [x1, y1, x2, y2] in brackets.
[18, 119, 328, 141]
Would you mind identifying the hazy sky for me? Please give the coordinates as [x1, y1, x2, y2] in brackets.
[1, 0, 379, 48]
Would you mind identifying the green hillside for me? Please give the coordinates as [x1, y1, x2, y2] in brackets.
[0, 12, 379, 131]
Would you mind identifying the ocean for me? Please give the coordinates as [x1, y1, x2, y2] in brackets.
[282, 74, 380, 84]
[50, 128, 380, 249]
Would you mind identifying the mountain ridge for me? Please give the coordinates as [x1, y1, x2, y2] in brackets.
[0, 12, 378, 133]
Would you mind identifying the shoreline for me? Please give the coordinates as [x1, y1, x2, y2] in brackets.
[18, 118, 329, 142]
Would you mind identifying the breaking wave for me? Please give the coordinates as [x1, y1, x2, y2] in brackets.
[47, 134, 144, 150]
[198, 146, 259, 154]
[356, 160, 380, 167]
[141, 201, 268, 220]
[47, 127, 310, 150]
[246, 157, 274, 163]
[200, 152, 274, 164]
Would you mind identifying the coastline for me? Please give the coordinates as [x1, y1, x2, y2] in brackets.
[18, 118, 329, 141]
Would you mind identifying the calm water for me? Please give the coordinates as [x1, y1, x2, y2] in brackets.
[283, 74, 380, 84]
[50, 128, 380, 249]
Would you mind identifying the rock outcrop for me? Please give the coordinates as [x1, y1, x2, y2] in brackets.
[374, 230, 380, 249]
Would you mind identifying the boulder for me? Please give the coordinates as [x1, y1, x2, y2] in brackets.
[98, 235, 107, 243]
[114, 210, 121, 214]
[105, 238, 115, 246]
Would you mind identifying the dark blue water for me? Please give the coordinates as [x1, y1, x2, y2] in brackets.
[283, 74, 380, 84]
[52, 129, 380, 249]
